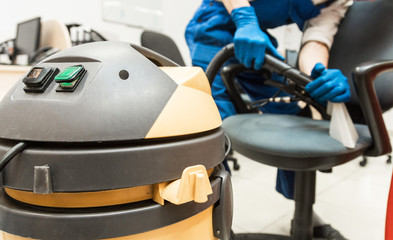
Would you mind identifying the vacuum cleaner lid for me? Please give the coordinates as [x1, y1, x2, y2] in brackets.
[0, 42, 221, 142]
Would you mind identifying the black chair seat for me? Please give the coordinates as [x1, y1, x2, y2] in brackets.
[223, 114, 372, 171]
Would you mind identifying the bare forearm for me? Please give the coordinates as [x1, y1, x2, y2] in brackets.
[298, 41, 329, 75]
[222, 0, 250, 13]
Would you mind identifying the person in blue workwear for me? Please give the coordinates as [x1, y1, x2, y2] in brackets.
[185, 0, 352, 239]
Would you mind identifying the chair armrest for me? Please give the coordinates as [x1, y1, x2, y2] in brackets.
[353, 60, 393, 156]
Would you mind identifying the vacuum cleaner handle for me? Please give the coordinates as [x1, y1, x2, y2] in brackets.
[205, 43, 329, 118]
[206, 43, 313, 86]
[264, 54, 313, 86]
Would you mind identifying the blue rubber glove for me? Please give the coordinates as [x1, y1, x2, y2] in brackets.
[231, 7, 284, 70]
[305, 63, 351, 104]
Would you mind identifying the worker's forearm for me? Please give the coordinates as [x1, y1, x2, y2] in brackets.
[298, 41, 329, 75]
[222, 0, 250, 13]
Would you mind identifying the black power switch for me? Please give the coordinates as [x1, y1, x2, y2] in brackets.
[23, 67, 58, 93]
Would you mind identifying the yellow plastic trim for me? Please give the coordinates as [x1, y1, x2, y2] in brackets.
[5, 185, 153, 208]
[160, 67, 211, 94]
[145, 85, 222, 139]
[0, 207, 217, 240]
[0, 231, 35, 240]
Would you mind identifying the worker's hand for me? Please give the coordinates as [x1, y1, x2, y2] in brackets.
[231, 6, 284, 70]
[305, 63, 351, 104]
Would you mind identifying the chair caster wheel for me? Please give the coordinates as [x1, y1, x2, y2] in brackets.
[359, 157, 367, 167]
[233, 163, 240, 171]
[387, 155, 392, 164]
[227, 156, 240, 171]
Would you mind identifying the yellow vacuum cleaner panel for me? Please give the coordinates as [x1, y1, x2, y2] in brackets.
[146, 67, 222, 139]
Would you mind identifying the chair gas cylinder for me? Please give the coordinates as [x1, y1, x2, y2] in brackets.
[0, 41, 233, 240]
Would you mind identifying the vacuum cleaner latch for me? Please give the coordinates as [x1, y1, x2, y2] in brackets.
[154, 165, 213, 205]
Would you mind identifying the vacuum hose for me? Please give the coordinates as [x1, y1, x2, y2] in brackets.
[205, 44, 236, 86]
[0, 142, 30, 172]
[205, 43, 328, 118]
[205, 43, 314, 86]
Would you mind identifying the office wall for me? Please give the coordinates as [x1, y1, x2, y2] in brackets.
[0, 0, 201, 65]
[0, 0, 301, 65]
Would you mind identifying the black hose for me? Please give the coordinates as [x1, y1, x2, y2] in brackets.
[224, 133, 232, 159]
[205, 43, 235, 86]
[0, 142, 30, 172]
[205, 43, 328, 118]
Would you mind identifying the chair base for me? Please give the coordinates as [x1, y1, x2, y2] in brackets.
[231, 233, 291, 240]
[359, 155, 392, 166]
[227, 155, 240, 170]
[233, 171, 317, 240]
[231, 233, 325, 240]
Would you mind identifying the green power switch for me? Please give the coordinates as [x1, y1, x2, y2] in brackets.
[55, 66, 83, 82]
[55, 65, 86, 92]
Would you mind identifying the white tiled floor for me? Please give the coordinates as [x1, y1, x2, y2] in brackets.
[229, 110, 393, 240]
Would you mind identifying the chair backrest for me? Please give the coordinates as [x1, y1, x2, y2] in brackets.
[39, 19, 72, 50]
[328, 0, 393, 123]
[141, 30, 185, 66]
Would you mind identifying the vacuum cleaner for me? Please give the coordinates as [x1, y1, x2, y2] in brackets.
[0, 41, 232, 240]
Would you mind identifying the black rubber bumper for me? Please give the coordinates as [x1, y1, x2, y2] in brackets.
[1, 128, 225, 192]
[0, 173, 229, 240]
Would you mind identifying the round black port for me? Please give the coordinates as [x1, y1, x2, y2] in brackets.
[119, 70, 129, 80]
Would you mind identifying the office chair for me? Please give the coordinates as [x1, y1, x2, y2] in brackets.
[40, 20, 72, 51]
[328, 0, 393, 167]
[205, 0, 393, 239]
[28, 19, 72, 64]
[141, 30, 185, 66]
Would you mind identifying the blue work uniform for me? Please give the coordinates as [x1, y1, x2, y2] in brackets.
[185, 0, 329, 199]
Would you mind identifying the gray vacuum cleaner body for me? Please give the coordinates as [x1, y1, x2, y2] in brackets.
[0, 42, 232, 240]
[0, 41, 180, 142]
